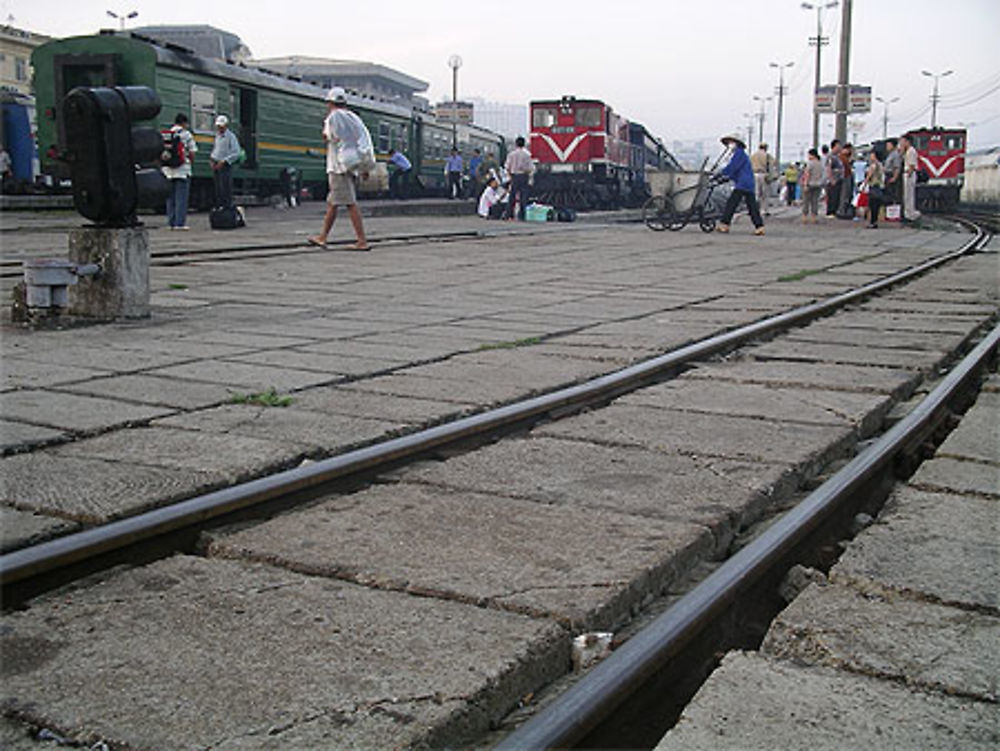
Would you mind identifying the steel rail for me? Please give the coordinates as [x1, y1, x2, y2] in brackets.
[495, 325, 999, 750]
[0, 227, 984, 587]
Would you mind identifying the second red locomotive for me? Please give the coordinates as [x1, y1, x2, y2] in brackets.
[903, 126, 966, 211]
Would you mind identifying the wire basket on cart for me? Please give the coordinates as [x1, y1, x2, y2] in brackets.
[643, 167, 718, 232]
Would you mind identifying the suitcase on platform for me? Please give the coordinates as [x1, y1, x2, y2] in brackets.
[209, 206, 245, 230]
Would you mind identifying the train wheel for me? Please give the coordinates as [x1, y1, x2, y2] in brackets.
[643, 196, 676, 231]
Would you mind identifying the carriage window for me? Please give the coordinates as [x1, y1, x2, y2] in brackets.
[377, 122, 390, 153]
[532, 107, 557, 128]
[190, 85, 216, 134]
[946, 136, 963, 149]
[575, 107, 601, 128]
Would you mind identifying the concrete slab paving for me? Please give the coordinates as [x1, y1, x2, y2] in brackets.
[908, 456, 1000, 498]
[0, 418, 67, 453]
[52, 426, 303, 480]
[747, 338, 951, 371]
[0, 355, 111, 392]
[618, 378, 893, 437]
[56, 373, 234, 410]
[655, 651, 998, 751]
[291, 385, 473, 425]
[145, 358, 337, 391]
[762, 582, 1000, 701]
[536, 404, 855, 480]
[395, 435, 793, 554]
[0, 505, 78, 553]
[0, 389, 174, 433]
[682, 357, 920, 398]
[153, 404, 398, 455]
[935, 391, 1000, 465]
[0, 555, 567, 749]
[832, 487, 999, 611]
[0, 453, 221, 524]
[784, 322, 973, 352]
[205, 482, 712, 631]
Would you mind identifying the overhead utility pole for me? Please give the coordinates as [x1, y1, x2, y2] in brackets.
[834, 0, 852, 143]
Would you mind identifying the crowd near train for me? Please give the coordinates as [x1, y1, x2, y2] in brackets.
[1, 29, 996, 214]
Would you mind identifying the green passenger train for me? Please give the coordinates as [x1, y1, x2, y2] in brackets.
[31, 30, 505, 208]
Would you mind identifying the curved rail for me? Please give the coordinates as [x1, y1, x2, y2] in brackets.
[0, 224, 986, 591]
[496, 319, 999, 750]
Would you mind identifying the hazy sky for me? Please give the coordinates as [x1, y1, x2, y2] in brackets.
[8, 0, 999, 158]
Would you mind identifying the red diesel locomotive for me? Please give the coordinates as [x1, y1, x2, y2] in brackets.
[529, 95, 677, 209]
[904, 126, 966, 210]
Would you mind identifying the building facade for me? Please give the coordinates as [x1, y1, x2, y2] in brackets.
[0, 25, 51, 95]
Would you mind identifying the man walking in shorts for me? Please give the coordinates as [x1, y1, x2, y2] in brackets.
[309, 87, 370, 250]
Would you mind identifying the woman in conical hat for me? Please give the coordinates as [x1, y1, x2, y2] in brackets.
[715, 132, 764, 235]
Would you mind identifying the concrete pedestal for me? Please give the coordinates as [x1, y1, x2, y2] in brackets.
[68, 226, 150, 319]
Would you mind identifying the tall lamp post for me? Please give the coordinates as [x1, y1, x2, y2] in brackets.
[752, 95, 771, 147]
[770, 61, 794, 166]
[875, 95, 899, 140]
[742, 112, 755, 151]
[921, 69, 953, 129]
[801, 1, 838, 150]
[447, 54, 462, 148]
[106, 9, 137, 30]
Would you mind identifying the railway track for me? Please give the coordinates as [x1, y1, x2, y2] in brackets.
[0, 218, 995, 747]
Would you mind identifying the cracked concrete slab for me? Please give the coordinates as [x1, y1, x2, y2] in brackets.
[291, 386, 473, 425]
[618, 377, 892, 436]
[746, 338, 951, 371]
[152, 404, 398, 455]
[935, 391, 999, 466]
[0, 453, 221, 524]
[0, 555, 567, 750]
[535, 403, 855, 482]
[205, 482, 712, 631]
[395, 435, 793, 554]
[0, 390, 174, 433]
[683, 358, 920, 398]
[762, 582, 999, 702]
[655, 651, 998, 751]
[0, 356, 111, 391]
[56, 373, 234, 410]
[145, 359, 336, 391]
[0, 505, 78, 553]
[832, 486, 999, 611]
[0, 418, 67, 453]
[908, 456, 999, 498]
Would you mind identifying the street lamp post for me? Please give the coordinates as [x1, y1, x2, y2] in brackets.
[447, 54, 462, 148]
[921, 69, 953, 129]
[875, 95, 899, 140]
[742, 112, 755, 151]
[752, 95, 771, 147]
[801, 1, 838, 150]
[770, 61, 794, 166]
[106, 9, 138, 30]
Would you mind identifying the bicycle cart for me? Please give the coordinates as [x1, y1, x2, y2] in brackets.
[642, 166, 723, 233]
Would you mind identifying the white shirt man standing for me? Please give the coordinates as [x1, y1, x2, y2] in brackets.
[900, 134, 921, 222]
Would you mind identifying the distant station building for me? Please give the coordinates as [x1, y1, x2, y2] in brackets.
[249, 56, 429, 108]
[435, 100, 474, 125]
[133, 25, 253, 63]
[0, 24, 51, 94]
[466, 97, 528, 141]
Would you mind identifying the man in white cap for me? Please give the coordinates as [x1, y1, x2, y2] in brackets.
[210, 114, 241, 209]
[308, 86, 371, 250]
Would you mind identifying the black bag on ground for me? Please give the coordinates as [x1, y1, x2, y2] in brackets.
[209, 206, 245, 230]
[556, 207, 577, 222]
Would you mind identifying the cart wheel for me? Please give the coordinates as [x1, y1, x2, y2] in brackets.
[643, 196, 671, 231]
[699, 217, 717, 233]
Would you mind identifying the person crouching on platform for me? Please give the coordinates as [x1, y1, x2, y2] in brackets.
[308, 87, 370, 251]
[716, 133, 765, 236]
[477, 175, 507, 219]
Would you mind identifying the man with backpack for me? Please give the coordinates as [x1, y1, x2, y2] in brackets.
[162, 113, 197, 229]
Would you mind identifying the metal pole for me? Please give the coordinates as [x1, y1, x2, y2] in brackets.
[835, 0, 852, 143]
[812, 6, 823, 149]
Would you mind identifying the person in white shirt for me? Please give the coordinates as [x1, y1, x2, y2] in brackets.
[308, 87, 371, 250]
[161, 113, 197, 229]
[503, 136, 534, 220]
[477, 175, 507, 219]
[900, 134, 922, 222]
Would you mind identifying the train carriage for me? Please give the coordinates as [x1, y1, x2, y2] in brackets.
[31, 30, 503, 207]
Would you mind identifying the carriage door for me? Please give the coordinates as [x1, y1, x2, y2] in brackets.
[237, 87, 257, 169]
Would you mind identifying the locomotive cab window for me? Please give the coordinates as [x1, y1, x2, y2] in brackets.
[575, 107, 601, 128]
[533, 108, 557, 128]
[946, 135, 964, 149]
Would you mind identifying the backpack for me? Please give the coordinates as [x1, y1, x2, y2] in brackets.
[162, 129, 185, 168]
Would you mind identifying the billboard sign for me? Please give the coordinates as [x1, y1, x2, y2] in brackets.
[815, 85, 872, 113]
